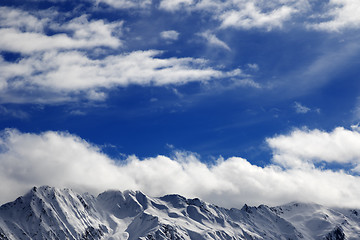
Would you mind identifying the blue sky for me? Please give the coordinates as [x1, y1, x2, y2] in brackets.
[1, 0, 360, 208]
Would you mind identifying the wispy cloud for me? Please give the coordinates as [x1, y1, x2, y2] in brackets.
[219, 2, 296, 30]
[68, 110, 87, 116]
[96, 0, 151, 9]
[352, 96, 360, 121]
[0, 8, 123, 54]
[247, 63, 259, 71]
[158, 0, 360, 32]
[0, 106, 28, 119]
[1, 128, 360, 208]
[294, 102, 310, 114]
[1, 1, 359, 105]
[0, 5, 249, 104]
[0, 50, 242, 103]
[27, 0, 360, 33]
[157, 0, 310, 30]
[159, 0, 193, 11]
[199, 31, 230, 51]
[235, 79, 261, 89]
[160, 30, 180, 41]
[99, 0, 360, 32]
[271, 40, 360, 100]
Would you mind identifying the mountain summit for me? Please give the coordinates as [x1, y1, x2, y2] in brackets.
[0, 186, 359, 239]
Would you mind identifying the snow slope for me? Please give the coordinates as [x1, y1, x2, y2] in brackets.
[0, 186, 358, 239]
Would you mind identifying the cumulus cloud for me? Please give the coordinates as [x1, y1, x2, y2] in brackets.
[0, 50, 241, 103]
[0, 7, 48, 32]
[160, 30, 180, 41]
[1, 128, 360, 209]
[267, 127, 360, 171]
[308, 0, 360, 31]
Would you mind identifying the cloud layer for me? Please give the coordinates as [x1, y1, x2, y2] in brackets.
[1, 127, 360, 209]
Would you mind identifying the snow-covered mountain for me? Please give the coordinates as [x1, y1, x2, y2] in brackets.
[0, 186, 359, 240]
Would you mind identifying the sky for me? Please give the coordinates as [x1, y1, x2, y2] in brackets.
[1, 0, 360, 208]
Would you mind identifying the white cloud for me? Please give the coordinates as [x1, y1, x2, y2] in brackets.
[0, 28, 120, 54]
[0, 6, 247, 104]
[308, 0, 360, 32]
[0, 10, 123, 54]
[267, 127, 360, 170]
[69, 110, 86, 116]
[94, 0, 360, 32]
[0, 7, 48, 32]
[0, 50, 241, 103]
[158, 0, 360, 32]
[219, 2, 295, 30]
[247, 63, 259, 71]
[89, 0, 360, 32]
[199, 31, 230, 51]
[235, 78, 261, 88]
[96, 0, 151, 9]
[1, 128, 360, 209]
[294, 101, 310, 114]
[160, 30, 180, 41]
[157, 0, 308, 30]
[159, 0, 194, 11]
[351, 124, 360, 132]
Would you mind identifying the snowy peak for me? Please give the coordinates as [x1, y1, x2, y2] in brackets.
[96, 190, 148, 218]
[1, 187, 360, 239]
[0, 186, 106, 240]
[271, 202, 360, 239]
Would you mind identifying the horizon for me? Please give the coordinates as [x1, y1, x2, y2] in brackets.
[1, 184, 339, 209]
[1, 0, 360, 209]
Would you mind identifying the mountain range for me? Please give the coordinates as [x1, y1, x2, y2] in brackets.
[0, 186, 359, 240]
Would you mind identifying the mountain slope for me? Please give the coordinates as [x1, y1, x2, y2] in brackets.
[0, 186, 359, 240]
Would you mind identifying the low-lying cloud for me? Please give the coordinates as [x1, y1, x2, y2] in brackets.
[1, 127, 360, 209]
[267, 126, 360, 171]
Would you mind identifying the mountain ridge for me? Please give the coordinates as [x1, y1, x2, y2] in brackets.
[0, 186, 358, 240]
